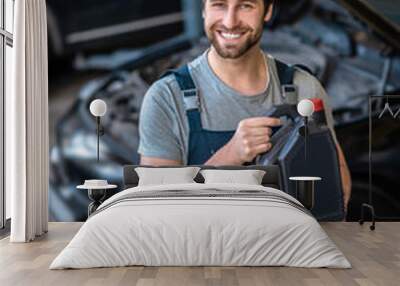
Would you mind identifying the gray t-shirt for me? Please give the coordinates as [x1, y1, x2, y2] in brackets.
[138, 50, 337, 164]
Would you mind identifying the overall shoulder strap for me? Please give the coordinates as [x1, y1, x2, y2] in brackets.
[274, 59, 298, 104]
[275, 59, 296, 85]
[161, 65, 199, 111]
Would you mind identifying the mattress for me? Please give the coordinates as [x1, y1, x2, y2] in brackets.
[50, 183, 351, 269]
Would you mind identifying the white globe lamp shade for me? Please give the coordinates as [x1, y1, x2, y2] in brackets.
[90, 99, 107, 117]
[297, 99, 315, 117]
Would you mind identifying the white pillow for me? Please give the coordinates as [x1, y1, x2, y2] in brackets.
[200, 169, 266, 185]
[135, 167, 200, 186]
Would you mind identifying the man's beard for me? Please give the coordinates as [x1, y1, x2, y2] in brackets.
[206, 22, 264, 59]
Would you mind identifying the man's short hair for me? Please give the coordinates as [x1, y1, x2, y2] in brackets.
[264, 0, 274, 7]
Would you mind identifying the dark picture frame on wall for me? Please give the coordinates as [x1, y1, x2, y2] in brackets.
[360, 95, 400, 230]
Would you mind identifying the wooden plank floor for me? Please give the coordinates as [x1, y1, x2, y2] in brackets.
[0, 222, 399, 286]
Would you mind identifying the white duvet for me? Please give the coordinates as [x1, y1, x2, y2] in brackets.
[50, 183, 351, 269]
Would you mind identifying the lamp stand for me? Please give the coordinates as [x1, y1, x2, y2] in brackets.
[96, 116, 100, 162]
[304, 116, 308, 163]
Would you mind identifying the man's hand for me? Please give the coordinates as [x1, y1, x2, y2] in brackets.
[206, 117, 282, 165]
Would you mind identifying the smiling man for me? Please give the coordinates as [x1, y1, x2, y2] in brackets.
[138, 0, 352, 211]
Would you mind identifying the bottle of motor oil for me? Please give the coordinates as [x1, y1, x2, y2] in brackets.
[310, 98, 327, 127]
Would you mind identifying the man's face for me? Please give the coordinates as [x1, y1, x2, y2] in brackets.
[203, 0, 273, 59]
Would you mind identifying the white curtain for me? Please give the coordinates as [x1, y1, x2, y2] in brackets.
[7, 0, 49, 242]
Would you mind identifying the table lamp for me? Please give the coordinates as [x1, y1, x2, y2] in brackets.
[297, 99, 315, 162]
[89, 99, 107, 162]
[291, 99, 319, 211]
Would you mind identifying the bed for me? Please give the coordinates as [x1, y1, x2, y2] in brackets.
[50, 165, 350, 269]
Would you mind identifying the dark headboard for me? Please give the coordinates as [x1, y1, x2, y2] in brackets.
[123, 165, 282, 189]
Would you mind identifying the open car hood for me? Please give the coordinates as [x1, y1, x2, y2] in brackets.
[337, 0, 400, 51]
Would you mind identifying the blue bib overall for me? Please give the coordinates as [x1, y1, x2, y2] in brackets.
[163, 61, 296, 165]
[162, 61, 344, 220]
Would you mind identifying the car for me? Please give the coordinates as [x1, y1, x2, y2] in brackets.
[49, 0, 400, 222]
[47, 0, 183, 62]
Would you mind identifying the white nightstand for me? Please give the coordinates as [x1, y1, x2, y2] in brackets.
[289, 177, 322, 210]
[77, 180, 117, 217]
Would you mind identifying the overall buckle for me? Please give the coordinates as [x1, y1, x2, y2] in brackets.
[281, 84, 298, 104]
[182, 89, 200, 111]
